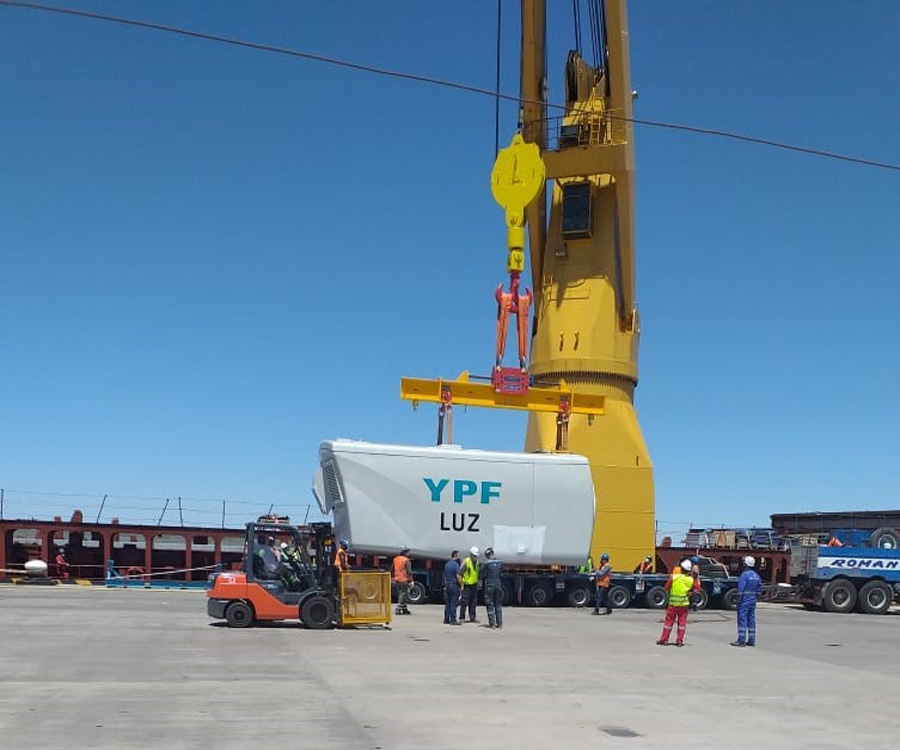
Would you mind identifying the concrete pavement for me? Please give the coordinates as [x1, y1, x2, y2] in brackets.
[1, 586, 898, 749]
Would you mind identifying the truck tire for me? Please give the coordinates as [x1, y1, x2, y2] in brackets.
[608, 585, 631, 609]
[225, 601, 254, 628]
[857, 580, 893, 615]
[301, 595, 336, 629]
[645, 586, 668, 609]
[869, 527, 900, 550]
[566, 584, 591, 608]
[406, 581, 426, 605]
[822, 579, 857, 614]
[691, 588, 709, 611]
[524, 582, 553, 607]
[722, 588, 740, 611]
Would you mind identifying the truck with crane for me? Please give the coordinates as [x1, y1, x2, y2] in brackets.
[790, 543, 900, 615]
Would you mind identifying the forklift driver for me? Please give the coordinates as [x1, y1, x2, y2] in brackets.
[254, 536, 281, 579]
[280, 542, 306, 591]
[254, 536, 300, 590]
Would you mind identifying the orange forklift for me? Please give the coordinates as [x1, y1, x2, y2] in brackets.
[207, 521, 391, 629]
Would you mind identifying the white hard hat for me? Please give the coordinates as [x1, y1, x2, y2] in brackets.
[470, 546, 479, 556]
[681, 560, 692, 572]
[744, 556, 756, 568]
[280, 542, 288, 549]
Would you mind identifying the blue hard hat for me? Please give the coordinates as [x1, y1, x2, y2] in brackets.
[691, 556, 700, 563]
[339, 539, 349, 549]
[600, 553, 609, 560]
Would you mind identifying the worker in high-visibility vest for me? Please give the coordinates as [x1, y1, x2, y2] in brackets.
[633, 555, 653, 575]
[392, 547, 413, 615]
[592, 553, 612, 615]
[458, 546, 480, 623]
[335, 539, 351, 574]
[278, 542, 303, 590]
[657, 560, 701, 647]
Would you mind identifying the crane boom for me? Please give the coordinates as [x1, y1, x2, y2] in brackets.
[522, 0, 654, 569]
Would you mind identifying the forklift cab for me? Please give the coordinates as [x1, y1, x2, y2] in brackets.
[245, 521, 336, 604]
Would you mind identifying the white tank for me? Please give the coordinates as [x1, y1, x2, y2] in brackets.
[315, 440, 596, 566]
[24, 559, 49, 577]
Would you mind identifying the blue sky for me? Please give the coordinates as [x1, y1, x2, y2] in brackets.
[1, 1, 898, 541]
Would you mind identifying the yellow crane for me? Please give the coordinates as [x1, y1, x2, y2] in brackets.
[520, 0, 653, 569]
[402, 0, 653, 571]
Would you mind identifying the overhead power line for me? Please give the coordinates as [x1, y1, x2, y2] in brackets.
[2, 0, 899, 173]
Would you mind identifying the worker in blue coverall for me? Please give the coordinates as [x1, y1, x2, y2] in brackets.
[479, 547, 504, 629]
[732, 555, 763, 647]
[443, 550, 462, 625]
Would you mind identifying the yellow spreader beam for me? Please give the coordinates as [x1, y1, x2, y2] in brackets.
[400, 372, 604, 417]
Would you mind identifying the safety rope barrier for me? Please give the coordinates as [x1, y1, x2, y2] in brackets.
[106, 564, 219, 581]
[0, 563, 219, 581]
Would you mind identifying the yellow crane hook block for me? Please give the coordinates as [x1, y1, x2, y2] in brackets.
[490, 133, 545, 272]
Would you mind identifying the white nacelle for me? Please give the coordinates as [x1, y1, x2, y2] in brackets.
[315, 440, 596, 566]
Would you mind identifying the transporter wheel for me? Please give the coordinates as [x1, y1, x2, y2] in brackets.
[722, 588, 740, 611]
[608, 585, 631, 610]
[857, 580, 893, 615]
[566, 584, 591, 608]
[301, 595, 336, 629]
[823, 579, 857, 614]
[869, 527, 900, 550]
[524, 582, 553, 607]
[225, 601, 254, 628]
[645, 586, 668, 609]
[406, 581, 426, 605]
[691, 588, 709, 611]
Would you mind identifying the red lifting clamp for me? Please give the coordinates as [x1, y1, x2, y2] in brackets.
[493, 271, 532, 394]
